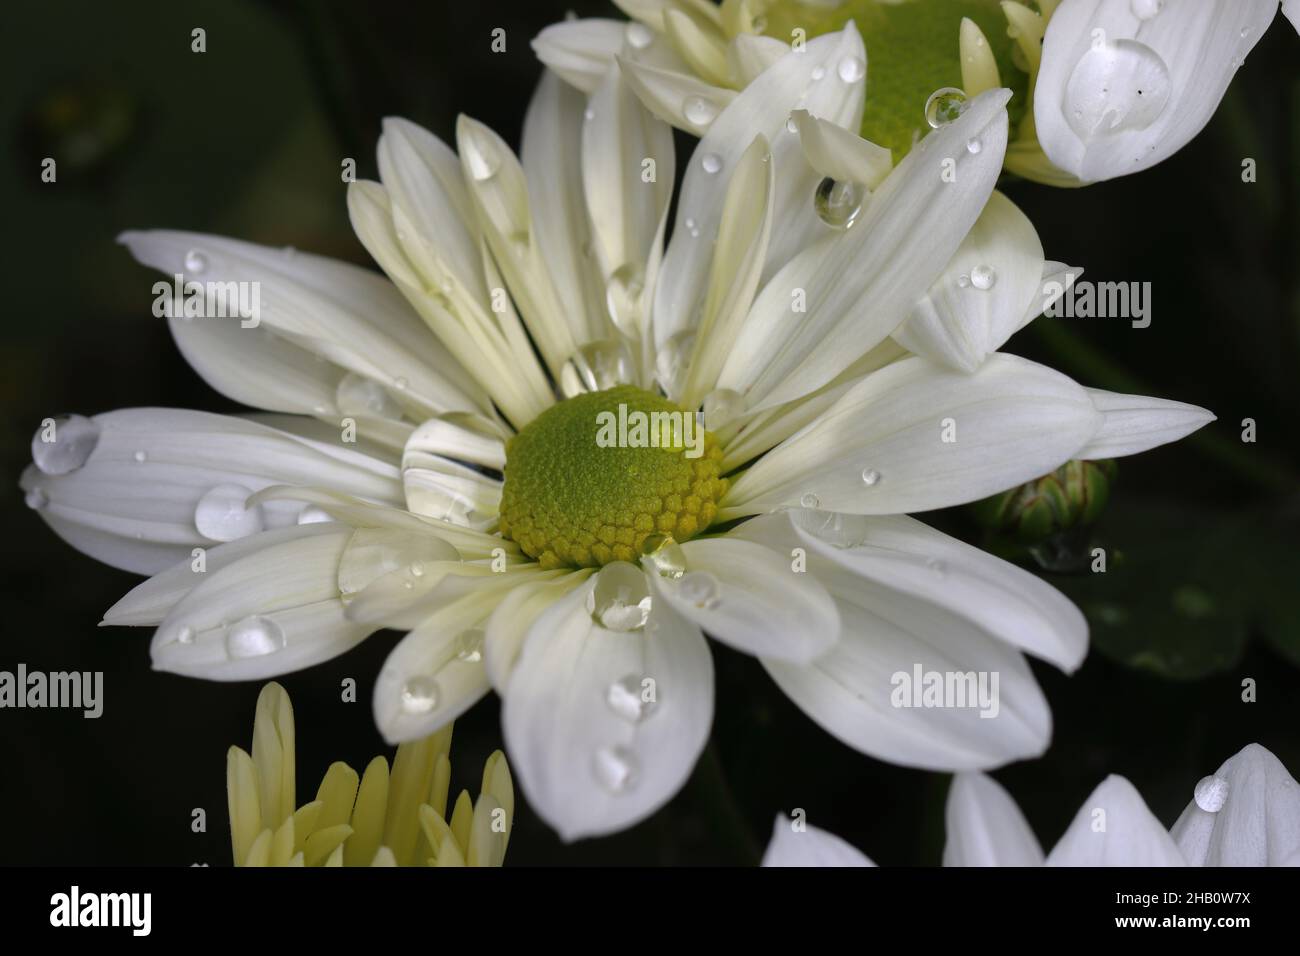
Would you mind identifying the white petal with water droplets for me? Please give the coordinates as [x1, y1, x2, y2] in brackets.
[618, 55, 737, 136]
[1047, 775, 1187, 865]
[892, 191, 1046, 373]
[793, 110, 893, 189]
[720, 353, 1102, 519]
[483, 571, 594, 693]
[715, 88, 1009, 411]
[1074, 388, 1215, 459]
[943, 772, 1045, 866]
[502, 575, 713, 841]
[1033, 0, 1278, 183]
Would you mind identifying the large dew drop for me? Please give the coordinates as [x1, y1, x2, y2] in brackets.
[587, 562, 653, 632]
[592, 744, 639, 793]
[814, 177, 864, 229]
[194, 483, 265, 542]
[224, 615, 286, 660]
[924, 87, 968, 128]
[400, 675, 440, 714]
[606, 675, 656, 723]
[31, 414, 101, 475]
[1064, 39, 1171, 140]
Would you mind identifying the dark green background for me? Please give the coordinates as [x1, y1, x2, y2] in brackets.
[1, 0, 1297, 865]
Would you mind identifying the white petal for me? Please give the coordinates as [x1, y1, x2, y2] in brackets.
[720, 354, 1102, 520]
[531, 19, 628, 94]
[522, 71, 607, 346]
[793, 110, 892, 189]
[502, 575, 713, 841]
[737, 510, 1087, 672]
[1073, 387, 1215, 459]
[653, 24, 866, 352]
[1285, 0, 1300, 34]
[618, 55, 737, 136]
[728, 34, 791, 87]
[764, 570, 1052, 771]
[21, 408, 403, 575]
[118, 230, 485, 418]
[1047, 775, 1186, 865]
[647, 536, 838, 663]
[716, 89, 1010, 410]
[150, 528, 374, 680]
[892, 191, 1046, 373]
[943, 772, 1045, 866]
[400, 452, 501, 530]
[1034, 0, 1278, 183]
[482, 571, 594, 693]
[1170, 743, 1300, 866]
[761, 816, 874, 867]
[403, 415, 506, 470]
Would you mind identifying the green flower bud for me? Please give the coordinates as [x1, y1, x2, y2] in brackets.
[971, 459, 1118, 545]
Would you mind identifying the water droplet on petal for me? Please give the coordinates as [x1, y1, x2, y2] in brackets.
[336, 372, 404, 419]
[1064, 40, 1170, 140]
[625, 22, 653, 49]
[924, 87, 968, 128]
[603, 263, 646, 336]
[606, 674, 655, 723]
[810, 65, 826, 81]
[966, 137, 983, 154]
[1194, 774, 1229, 812]
[184, 249, 208, 274]
[195, 483, 265, 542]
[655, 329, 696, 397]
[861, 468, 881, 486]
[25, 487, 47, 510]
[814, 177, 864, 229]
[1130, 0, 1162, 20]
[400, 675, 440, 714]
[700, 152, 723, 174]
[683, 95, 718, 127]
[560, 339, 633, 398]
[224, 615, 286, 659]
[463, 134, 501, 181]
[592, 745, 638, 793]
[133, 450, 148, 463]
[837, 55, 864, 83]
[970, 264, 997, 290]
[177, 626, 195, 645]
[588, 562, 653, 631]
[799, 492, 820, 509]
[409, 561, 426, 578]
[31, 414, 100, 475]
[642, 533, 686, 580]
[786, 116, 799, 134]
[677, 570, 720, 610]
[956, 274, 971, 288]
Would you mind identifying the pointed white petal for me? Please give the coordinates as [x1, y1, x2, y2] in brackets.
[618, 55, 737, 136]
[762, 816, 875, 867]
[150, 529, 374, 680]
[793, 110, 892, 189]
[720, 354, 1102, 520]
[1047, 775, 1186, 865]
[482, 571, 594, 693]
[502, 574, 713, 841]
[728, 34, 791, 87]
[1073, 388, 1215, 459]
[1170, 744, 1300, 866]
[531, 19, 629, 94]
[1034, 0, 1277, 183]
[943, 772, 1045, 866]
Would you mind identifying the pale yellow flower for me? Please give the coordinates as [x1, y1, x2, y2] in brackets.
[227, 682, 512, 866]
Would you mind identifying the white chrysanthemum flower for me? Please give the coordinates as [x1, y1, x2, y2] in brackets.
[537, 0, 1298, 187]
[23, 24, 1212, 840]
[763, 743, 1300, 865]
[228, 682, 512, 867]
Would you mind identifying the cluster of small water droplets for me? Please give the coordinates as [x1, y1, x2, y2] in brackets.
[814, 177, 864, 229]
[225, 615, 286, 660]
[1193, 774, 1229, 812]
[924, 87, 968, 128]
[194, 483, 265, 542]
[31, 414, 101, 475]
[606, 674, 656, 723]
[560, 339, 633, 398]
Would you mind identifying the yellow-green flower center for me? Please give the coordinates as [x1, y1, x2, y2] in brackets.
[761, 0, 1027, 161]
[498, 386, 728, 569]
